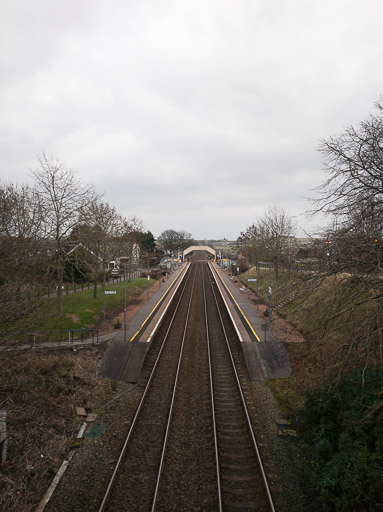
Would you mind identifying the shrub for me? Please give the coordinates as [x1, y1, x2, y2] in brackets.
[295, 366, 383, 511]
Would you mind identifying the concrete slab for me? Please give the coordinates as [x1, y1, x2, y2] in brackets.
[241, 342, 267, 380]
[85, 423, 107, 439]
[0, 411, 6, 443]
[119, 342, 148, 383]
[85, 413, 98, 423]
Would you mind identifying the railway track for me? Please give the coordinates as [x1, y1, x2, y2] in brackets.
[204, 262, 274, 511]
[99, 256, 275, 511]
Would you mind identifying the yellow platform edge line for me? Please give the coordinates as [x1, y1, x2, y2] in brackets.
[212, 264, 261, 342]
[130, 265, 188, 342]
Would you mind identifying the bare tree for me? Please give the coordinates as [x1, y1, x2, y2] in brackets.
[177, 230, 193, 251]
[65, 223, 101, 284]
[157, 229, 178, 256]
[158, 229, 192, 256]
[33, 153, 98, 315]
[239, 207, 296, 287]
[120, 215, 145, 278]
[298, 100, 383, 373]
[316, 100, 383, 218]
[83, 200, 126, 297]
[158, 229, 193, 256]
[258, 206, 296, 286]
[237, 224, 260, 265]
[75, 205, 145, 294]
[0, 182, 47, 330]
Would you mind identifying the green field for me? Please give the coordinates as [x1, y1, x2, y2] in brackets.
[1, 277, 154, 336]
[238, 266, 292, 304]
[212, 244, 237, 257]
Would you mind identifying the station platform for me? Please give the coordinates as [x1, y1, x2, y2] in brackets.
[99, 264, 188, 383]
[209, 263, 291, 380]
[99, 261, 291, 384]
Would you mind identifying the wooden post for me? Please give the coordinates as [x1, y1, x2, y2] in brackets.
[0, 411, 7, 463]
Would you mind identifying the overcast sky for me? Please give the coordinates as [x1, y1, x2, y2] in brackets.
[1, 1, 382, 240]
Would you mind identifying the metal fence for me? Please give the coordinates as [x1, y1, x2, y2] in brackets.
[0, 328, 98, 349]
[26, 272, 144, 300]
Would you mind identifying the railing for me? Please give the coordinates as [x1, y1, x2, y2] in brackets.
[0, 328, 98, 349]
[23, 272, 144, 300]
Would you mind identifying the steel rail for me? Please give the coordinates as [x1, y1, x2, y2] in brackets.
[98, 263, 195, 512]
[150, 265, 198, 511]
[207, 263, 276, 512]
[202, 264, 223, 511]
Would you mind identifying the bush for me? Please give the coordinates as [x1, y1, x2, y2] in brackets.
[295, 366, 383, 511]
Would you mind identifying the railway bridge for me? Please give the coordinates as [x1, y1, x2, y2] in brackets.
[183, 245, 216, 260]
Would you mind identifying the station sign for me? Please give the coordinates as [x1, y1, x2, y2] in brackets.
[104, 291, 117, 295]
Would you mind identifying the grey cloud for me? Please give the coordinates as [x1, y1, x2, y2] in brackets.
[1, 0, 383, 239]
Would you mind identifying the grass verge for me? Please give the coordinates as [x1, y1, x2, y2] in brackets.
[0, 277, 154, 336]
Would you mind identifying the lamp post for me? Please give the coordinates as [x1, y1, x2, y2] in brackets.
[247, 257, 250, 299]
[288, 216, 297, 271]
[124, 264, 127, 342]
[147, 254, 150, 301]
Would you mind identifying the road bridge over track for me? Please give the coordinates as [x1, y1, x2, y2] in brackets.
[183, 245, 216, 260]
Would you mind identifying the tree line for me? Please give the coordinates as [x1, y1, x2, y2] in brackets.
[232, 100, 383, 510]
[237, 99, 383, 372]
[0, 153, 154, 322]
[293, 100, 383, 511]
[237, 206, 296, 288]
[157, 229, 194, 257]
[309, 99, 383, 373]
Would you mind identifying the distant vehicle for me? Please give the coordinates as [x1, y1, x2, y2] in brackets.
[110, 268, 120, 278]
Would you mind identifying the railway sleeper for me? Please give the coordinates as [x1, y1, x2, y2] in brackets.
[221, 461, 259, 470]
[223, 488, 268, 496]
[217, 426, 249, 434]
[223, 500, 270, 511]
[217, 420, 248, 427]
[221, 473, 261, 482]
[219, 436, 254, 447]
[220, 451, 256, 460]
[215, 397, 242, 404]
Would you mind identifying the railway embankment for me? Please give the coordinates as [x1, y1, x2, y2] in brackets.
[238, 267, 383, 511]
